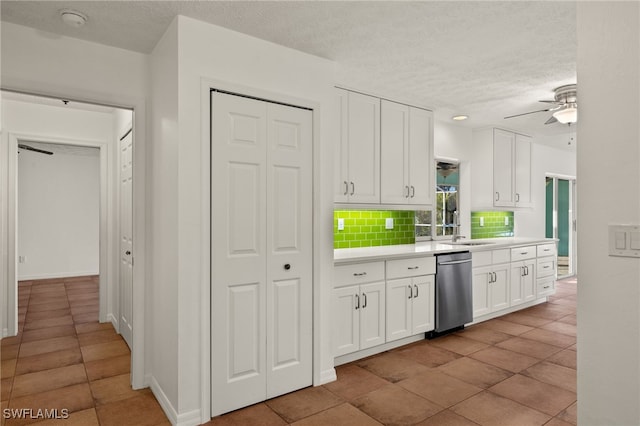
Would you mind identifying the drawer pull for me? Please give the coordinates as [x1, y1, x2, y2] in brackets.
[407, 266, 420, 270]
[520, 251, 528, 255]
[543, 248, 551, 252]
[543, 266, 550, 269]
[543, 285, 551, 289]
[353, 272, 367, 277]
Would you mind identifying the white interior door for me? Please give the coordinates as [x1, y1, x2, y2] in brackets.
[119, 129, 133, 349]
[211, 91, 313, 416]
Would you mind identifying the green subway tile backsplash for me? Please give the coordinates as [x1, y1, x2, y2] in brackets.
[334, 210, 415, 249]
[471, 211, 514, 239]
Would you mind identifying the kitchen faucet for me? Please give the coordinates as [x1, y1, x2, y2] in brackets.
[452, 211, 466, 243]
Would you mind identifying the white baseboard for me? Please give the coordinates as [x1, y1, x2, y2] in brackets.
[318, 368, 337, 385]
[18, 271, 99, 281]
[2, 328, 8, 338]
[107, 313, 119, 331]
[148, 375, 203, 426]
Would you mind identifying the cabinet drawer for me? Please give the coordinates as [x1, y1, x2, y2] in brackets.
[472, 251, 492, 267]
[335, 261, 385, 287]
[537, 243, 557, 257]
[387, 256, 435, 279]
[493, 249, 511, 264]
[511, 245, 536, 261]
[537, 278, 555, 297]
[537, 258, 556, 278]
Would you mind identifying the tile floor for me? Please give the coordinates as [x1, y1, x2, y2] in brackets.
[206, 276, 577, 426]
[2, 276, 577, 426]
[0, 276, 169, 426]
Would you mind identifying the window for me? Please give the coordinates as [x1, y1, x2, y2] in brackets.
[415, 159, 460, 241]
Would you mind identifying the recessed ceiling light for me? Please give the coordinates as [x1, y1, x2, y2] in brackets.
[452, 115, 469, 121]
[60, 9, 88, 28]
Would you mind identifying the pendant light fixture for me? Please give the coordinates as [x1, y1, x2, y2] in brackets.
[552, 103, 578, 124]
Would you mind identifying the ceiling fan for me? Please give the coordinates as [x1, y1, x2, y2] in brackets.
[505, 84, 577, 125]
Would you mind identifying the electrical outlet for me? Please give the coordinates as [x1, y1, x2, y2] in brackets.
[385, 218, 394, 230]
[337, 218, 344, 231]
[480, 217, 484, 227]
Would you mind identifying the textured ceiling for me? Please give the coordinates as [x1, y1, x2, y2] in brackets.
[1, 1, 577, 149]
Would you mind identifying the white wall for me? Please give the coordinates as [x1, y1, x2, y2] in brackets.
[18, 144, 100, 279]
[0, 22, 148, 388]
[577, 2, 640, 424]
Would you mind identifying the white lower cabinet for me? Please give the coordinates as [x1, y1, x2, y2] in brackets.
[510, 259, 536, 307]
[472, 264, 510, 317]
[386, 275, 435, 342]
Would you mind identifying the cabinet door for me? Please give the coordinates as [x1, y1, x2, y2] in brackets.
[408, 107, 433, 206]
[522, 259, 536, 303]
[411, 275, 435, 334]
[386, 278, 412, 342]
[493, 129, 514, 207]
[334, 89, 349, 202]
[381, 100, 409, 204]
[348, 92, 380, 203]
[360, 281, 386, 349]
[472, 266, 492, 318]
[333, 286, 360, 357]
[491, 264, 510, 311]
[510, 262, 525, 307]
[514, 134, 532, 207]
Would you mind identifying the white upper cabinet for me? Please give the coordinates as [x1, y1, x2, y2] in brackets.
[335, 89, 381, 204]
[380, 100, 433, 207]
[473, 128, 533, 209]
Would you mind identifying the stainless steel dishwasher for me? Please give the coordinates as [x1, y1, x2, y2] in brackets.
[430, 251, 473, 337]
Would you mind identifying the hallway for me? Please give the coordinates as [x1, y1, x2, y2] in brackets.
[1, 277, 169, 425]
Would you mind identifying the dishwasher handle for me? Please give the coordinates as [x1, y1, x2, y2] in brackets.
[438, 259, 472, 266]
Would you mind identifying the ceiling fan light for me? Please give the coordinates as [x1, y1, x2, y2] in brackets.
[552, 106, 578, 124]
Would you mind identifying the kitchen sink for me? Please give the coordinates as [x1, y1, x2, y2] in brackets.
[448, 241, 495, 246]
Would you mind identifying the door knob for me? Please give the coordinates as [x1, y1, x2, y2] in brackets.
[125, 251, 131, 255]
[284, 264, 291, 270]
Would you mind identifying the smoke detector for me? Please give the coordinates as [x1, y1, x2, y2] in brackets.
[60, 9, 88, 28]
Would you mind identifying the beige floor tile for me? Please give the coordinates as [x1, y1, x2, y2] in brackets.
[450, 391, 551, 426]
[438, 357, 513, 388]
[291, 403, 381, 426]
[357, 352, 430, 383]
[352, 384, 443, 425]
[12, 364, 87, 398]
[429, 335, 489, 356]
[323, 364, 388, 401]
[265, 386, 343, 423]
[489, 374, 576, 416]
[398, 369, 482, 408]
[496, 336, 563, 359]
[206, 402, 287, 426]
[469, 346, 540, 373]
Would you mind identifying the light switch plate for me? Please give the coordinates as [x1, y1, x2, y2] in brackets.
[385, 218, 394, 230]
[337, 218, 344, 231]
[609, 224, 640, 257]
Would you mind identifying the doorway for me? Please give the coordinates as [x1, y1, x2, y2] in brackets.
[545, 175, 577, 277]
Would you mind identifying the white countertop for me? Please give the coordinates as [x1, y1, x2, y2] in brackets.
[333, 237, 557, 264]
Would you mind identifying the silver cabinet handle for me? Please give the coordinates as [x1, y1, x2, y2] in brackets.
[411, 186, 415, 198]
[405, 185, 410, 198]
[353, 272, 367, 277]
[520, 251, 528, 255]
[343, 181, 348, 195]
[493, 272, 497, 282]
[543, 265, 550, 269]
[362, 292, 367, 308]
[543, 285, 551, 289]
[543, 248, 551, 252]
[408, 285, 412, 299]
[526, 266, 529, 275]
[414, 285, 418, 298]
[516, 193, 520, 202]
[495, 192, 500, 201]
[488, 272, 493, 283]
[407, 266, 420, 270]
[355, 294, 360, 310]
[350, 182, 355, 196]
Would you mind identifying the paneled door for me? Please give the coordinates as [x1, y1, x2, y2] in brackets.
[211, 91, 313, 416]
[119, 128, 133, 349]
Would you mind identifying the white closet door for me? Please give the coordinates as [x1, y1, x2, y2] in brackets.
[265, 103, 313, 398]
[211, 93, 268, 415]
[119, 130, 133, 349]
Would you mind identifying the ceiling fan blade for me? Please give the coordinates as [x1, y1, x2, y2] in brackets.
[539, 99, 562, 104]
[18, 144, 54, 155]
[504, 108, 552, 119]
[544, 115, 558, 125]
